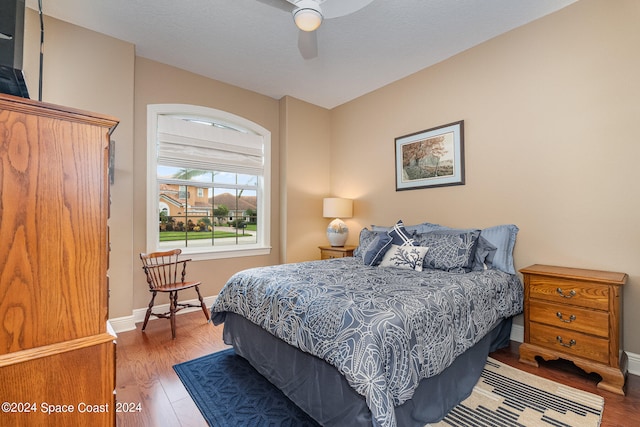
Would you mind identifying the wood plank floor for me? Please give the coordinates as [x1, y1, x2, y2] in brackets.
[116, 311, 639, 427]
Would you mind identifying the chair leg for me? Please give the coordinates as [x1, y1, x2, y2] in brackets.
[194, 285, 210, 321]
[142, 291, 157, 331]
[170, 291, 178, 339]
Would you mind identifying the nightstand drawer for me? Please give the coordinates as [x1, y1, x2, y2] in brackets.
[529, 322, 609, 364]
[321, 249, 346, 259]
[319, 245, 356, 260]
[529, 276, 609, 310]
[529, 300, 609, 337]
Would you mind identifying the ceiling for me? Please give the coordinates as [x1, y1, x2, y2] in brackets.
[27, 0, 577, 109]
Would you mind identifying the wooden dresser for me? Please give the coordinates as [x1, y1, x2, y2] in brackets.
[0, 94, 119, 425]
[319, 245, 356, 259]
[519, 264, 627, 395]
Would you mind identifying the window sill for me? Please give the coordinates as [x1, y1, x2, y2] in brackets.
[170, 246, 272, 261]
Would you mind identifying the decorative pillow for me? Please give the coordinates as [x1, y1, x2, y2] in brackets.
[415, 229, 480, 273]
[479, 224, 519, 274]
[363, 233, 393, 266]
[354, 228, 377, 259]
[471, 236, 498, 271]
[379, 244, 429, 271]
[387, 220, 416, 246]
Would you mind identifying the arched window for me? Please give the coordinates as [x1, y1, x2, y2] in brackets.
[147, 104, 271, 260]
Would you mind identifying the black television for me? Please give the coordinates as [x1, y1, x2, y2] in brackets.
[0, 65, 29, 98]
[0, 0, 29, 98]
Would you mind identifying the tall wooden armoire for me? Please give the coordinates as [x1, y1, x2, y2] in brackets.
[0, 94, 119, 426]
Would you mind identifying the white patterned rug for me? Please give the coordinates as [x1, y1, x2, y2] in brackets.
[428, 357, 604, 427]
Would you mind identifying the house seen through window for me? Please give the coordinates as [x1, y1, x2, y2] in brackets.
[148, 104, 271, 260]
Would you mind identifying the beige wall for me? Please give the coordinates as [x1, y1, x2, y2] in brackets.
[279, 96, 331, 263]
[133, 57, 281, 309]
[24, 12, 136, 318]
[328, 0, 640, 353]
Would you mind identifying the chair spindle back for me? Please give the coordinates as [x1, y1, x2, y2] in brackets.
[140, 249, 187, 290]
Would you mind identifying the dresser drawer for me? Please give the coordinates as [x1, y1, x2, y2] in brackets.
[529, 322, 610, 364]
[529, 276, 609, 310]
[529, 300, 609, 338]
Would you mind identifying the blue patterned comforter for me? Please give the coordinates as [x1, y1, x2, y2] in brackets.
[210, 258, 523, 427]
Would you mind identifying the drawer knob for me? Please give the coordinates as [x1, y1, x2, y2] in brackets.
[556, 336, 576, 348]
[556, 288, 577, 298]
[556, 312, 576, 323]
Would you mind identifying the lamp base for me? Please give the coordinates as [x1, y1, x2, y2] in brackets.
[326, 218, 348, 247]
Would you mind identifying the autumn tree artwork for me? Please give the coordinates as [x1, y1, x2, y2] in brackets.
[401, 134, 453, 180]
[395, 121, 464, 191]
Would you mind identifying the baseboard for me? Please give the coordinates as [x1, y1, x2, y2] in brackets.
[628, 352, 640, 377]
[509, 323, 640, 376]
[108, 314, 137, 333]
[510, 323, 524, 343]
[109, 295, 217, 334]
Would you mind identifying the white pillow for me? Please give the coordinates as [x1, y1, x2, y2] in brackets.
[379, 244, 429, 271]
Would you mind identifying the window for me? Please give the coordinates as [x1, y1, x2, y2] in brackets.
[147, 104, 271, 260]
[179, 185, 188, 199]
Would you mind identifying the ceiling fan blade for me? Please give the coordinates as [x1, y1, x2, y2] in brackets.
[322, 0, 375, 19]
[256, 0, 294, 13]
[298, 30, 318, 59]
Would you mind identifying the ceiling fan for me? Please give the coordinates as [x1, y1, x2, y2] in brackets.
[258, 0, 375, 59]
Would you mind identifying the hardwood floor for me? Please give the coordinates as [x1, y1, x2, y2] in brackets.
[116, 311, 639, 427]
[115, 310, 227, 427]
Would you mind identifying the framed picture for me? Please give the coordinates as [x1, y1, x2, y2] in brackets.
[395, 120, 464, 191]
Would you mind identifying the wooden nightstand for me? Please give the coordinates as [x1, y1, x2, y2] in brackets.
[319, 245, 356, 260]
[519, 264, 627, 395]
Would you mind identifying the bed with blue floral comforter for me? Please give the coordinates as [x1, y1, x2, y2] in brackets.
[211, 257, 523, 427]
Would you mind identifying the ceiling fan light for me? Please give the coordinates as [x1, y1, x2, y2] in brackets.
[294, 7, 323, 32]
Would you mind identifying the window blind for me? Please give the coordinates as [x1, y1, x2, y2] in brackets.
[157, 115, 264, 175]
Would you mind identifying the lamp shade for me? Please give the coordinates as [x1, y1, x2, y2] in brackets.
[323, 198, 353, 219]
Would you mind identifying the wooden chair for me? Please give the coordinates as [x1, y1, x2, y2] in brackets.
[139, 249, 210, 339]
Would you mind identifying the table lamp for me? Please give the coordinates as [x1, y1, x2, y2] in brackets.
[323, 197, 353, 247]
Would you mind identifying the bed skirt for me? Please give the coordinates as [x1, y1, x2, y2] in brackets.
[222, 313, 513, 427]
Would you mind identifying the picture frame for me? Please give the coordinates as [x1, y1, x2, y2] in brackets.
[395, 120, 464, 191]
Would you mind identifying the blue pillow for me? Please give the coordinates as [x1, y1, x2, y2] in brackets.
[414, 223, 518, 274]
[416, 222, 447, 234]
[354, 228, 376, 259]
[387, 220, 416, 246]
[415, 229, 480, 273]
[363, 233, 393, 266]
[372, 221, 438, 234]
[471, 236, 497, 271]
[479, 224, 519, 274]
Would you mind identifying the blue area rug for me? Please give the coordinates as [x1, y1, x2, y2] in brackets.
[173, 348, 320, 427]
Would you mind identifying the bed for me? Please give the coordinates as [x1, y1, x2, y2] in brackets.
[210, 221, 523, 427]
